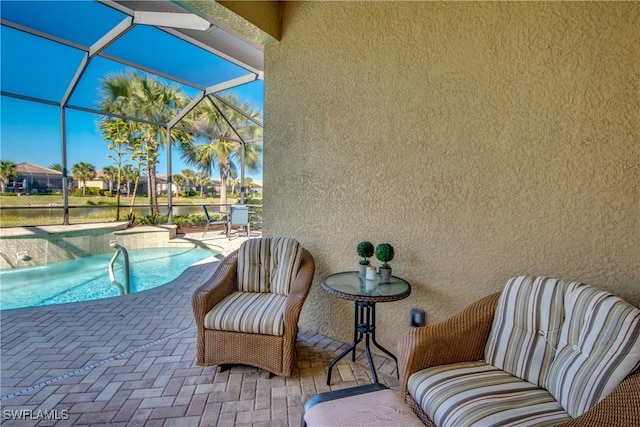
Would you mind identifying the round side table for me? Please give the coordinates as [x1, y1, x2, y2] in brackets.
[322, 271, 411, 385]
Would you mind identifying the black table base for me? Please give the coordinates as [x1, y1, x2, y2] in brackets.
[326, 301, 399, 385]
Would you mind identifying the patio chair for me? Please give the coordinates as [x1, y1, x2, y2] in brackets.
[192, 237, 315, 377]
[228, 204, 250, 239]
[202, 205, 229, 237]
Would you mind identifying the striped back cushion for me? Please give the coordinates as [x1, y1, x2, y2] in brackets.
[268, 237, 303, 295]
[238, 238, 271, 293]
[544, 283, 640, 418]
[485, 276, 572, 387]
[237, 237, 302, 295]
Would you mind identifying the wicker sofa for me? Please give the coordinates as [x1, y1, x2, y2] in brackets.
[192, 237, 315, 377]
[398, 276, 640, 426]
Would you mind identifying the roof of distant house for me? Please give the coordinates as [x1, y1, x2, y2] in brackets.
[17, 162, 62, 176]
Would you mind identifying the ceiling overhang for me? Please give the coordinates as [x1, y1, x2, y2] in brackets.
[107, 0, 273, 76]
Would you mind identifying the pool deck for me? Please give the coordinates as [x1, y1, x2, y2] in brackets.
[0, 229, 399, 426]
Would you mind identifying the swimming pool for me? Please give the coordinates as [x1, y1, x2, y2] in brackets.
[0, 246, 220, 310]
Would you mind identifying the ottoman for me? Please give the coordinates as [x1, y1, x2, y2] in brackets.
[301, 383, 423, 427]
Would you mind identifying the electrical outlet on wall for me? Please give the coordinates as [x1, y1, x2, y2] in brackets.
[410, 308, 425, 327]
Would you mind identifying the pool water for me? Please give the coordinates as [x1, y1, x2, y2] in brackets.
[0, 246, 219, 310]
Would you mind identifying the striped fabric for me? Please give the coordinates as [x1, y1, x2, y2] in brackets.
[408, 361, 571, 427]
[237, 237, 302, 295]
[544, 283, 640, 418]
[204, 291, 287, 336]
[485, 276, 572, 387]
[268, 237, 303, 296]
[238, 238, 271, 293]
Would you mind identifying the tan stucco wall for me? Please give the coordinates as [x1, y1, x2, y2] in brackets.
[264, 2, 640, 352]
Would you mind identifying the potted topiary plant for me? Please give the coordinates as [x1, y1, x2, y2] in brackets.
[375, 243, 394, 282]
[357, 241, 375, 276]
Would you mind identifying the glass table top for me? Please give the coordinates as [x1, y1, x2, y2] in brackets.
[322, 271, 411, 302]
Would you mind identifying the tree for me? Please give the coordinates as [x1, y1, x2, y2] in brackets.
[195, 171, 210, 198]
[244, 177, 254, 194]
[0, 160, 18, 193]
[172, 174, 185, 196]
[71, 162, 96, 195]
[99, 71, 192, 215]
[101, 166, 117, 193]
[181, 169, 196, 197]
[228, 171, 239, 195]
[121, 164, 139, 199]
[99, 118, 138, 220]
[184, 95, 262, 207]
[49, 163, 62, 172]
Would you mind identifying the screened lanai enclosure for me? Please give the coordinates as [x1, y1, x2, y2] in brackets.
[0, 0, 264, 226]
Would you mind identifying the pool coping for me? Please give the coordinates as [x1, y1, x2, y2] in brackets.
[0, 223, 221, 270]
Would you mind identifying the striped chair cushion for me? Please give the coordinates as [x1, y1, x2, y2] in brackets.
[237, 237, 302, 295]
[544, 283, 640, 418]
[203, 291, 287, 336]
[485, 276, 573, 387]
[269, 237, 303, 295]
[408, 361, 571, 427]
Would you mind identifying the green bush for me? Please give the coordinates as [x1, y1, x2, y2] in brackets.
[173, 214, 207, 228]
[357, 241, 375, 265]
[375, 243, 395, 269]
[74, 187, 101, 196]
[245, 195, 262, 205]
[135, 214, 167, 225]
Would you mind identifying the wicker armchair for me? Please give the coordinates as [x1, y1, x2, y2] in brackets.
[192, 237, 315, 377]
[397, 292, 640, 427]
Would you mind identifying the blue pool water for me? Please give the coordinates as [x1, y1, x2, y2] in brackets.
[0, 246, 219, 310]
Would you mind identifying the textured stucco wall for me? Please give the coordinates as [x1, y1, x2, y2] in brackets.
[264, 2, 640, 352]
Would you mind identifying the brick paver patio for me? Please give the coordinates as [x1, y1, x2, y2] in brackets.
[0, 231, 400, 426]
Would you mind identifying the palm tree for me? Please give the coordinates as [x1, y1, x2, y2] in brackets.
[101, 166, 117, 194]
[181, 169, 196, 197]
[0, 160, 18, 193]
[49, 163, 63, 172]
[172, 174, 185, 196]
[244, 177, 254, 195]
[228, 171, 239, 195]
[195, 171, 209, 198]
[184, 95, 262, 207]
[71, 162, 96, 195]
[99, 71, 192, 215]
[121, 164, 139, 199]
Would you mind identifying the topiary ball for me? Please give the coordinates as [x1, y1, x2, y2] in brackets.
[357, 241, 375, 259]
[375, 243, 394, 267]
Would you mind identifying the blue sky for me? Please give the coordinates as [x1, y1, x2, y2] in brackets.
[0, 1, 264, 180]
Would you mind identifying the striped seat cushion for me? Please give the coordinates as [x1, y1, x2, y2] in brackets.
[408, 361, 571, 427]
[544, 283, 640, 418]
[237, 237, 302, 295]
[485, 276, 573, 387]
[203, 291, 287, 336]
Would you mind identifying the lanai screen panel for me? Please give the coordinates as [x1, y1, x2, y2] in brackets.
[1, 1, 126, 47]
[102, 25, 251, 89]
[0, 27, 85, 102]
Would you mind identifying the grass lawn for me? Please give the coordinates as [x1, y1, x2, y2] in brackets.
[0, 194, 247, 227]
[0, 194, 230, 207]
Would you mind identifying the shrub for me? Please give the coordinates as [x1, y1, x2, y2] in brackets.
[375, 243, 394, 269]
[73, 187, 101, 196]
[135, 214, 167, 225]
[357, 241, 375, 265]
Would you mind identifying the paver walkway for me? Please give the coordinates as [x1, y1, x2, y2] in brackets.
[0, 231, 400, 426]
